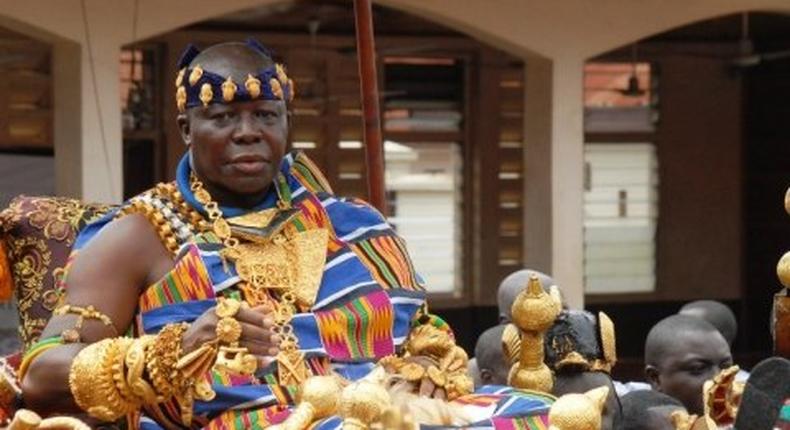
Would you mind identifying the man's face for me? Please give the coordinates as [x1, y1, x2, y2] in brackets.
[649, 330, 732, 414]
[182, 99, 288, 196]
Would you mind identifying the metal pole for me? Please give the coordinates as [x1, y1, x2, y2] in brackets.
[353, 0, 388, 214]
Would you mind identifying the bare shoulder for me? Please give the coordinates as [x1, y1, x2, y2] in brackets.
[68, 213, 173, 292]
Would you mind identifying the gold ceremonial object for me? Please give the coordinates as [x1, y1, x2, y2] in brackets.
[548, 386, 608, 430]
[199, 83, 213, 107]
[188, 65, 203, 86]
[216, 297, 242, 318]
[269, 375, 344, 430]
[508, 275, 561, 392]
[8, 409, 90, 430]
[339, 380, 392, 430]
[221, 76, 237, 102]
[401, 324, 473, 400]
[501, 323, 520, 365]
[215, 346, 257, 376]
[245, 74, 262, 99]
[702, 365, 743, 427]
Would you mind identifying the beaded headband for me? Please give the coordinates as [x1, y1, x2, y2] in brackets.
[174, 39, 295, 113]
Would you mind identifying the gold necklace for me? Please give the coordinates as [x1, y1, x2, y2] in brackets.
[189, 172, 310, 386]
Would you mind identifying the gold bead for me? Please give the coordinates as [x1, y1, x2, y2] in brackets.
[176, 86, 187, 113]
[270, 78, 283, 100]
[245, 74, 261, 99]
[222, 76, 237, 102]
[199, 83, 213, 107]
[175, 68, 185, 88]
[188, 65, 203, 86]
[778, 251, 790, 289]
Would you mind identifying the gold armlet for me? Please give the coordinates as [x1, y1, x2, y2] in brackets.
[53, 304, 118, 343]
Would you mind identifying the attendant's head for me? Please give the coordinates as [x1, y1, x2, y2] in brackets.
[176, 41, 291, 203]
[678, 300, 738, 346]
[553, 371, 622, 430]
[620, 390, 686, 430]
[474, 325, 510, 386]
[496, 269, 561, 323]
[645, 315, 733, 415]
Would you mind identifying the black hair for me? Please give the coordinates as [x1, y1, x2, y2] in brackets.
[620, 390, 684, 430]
[678, 300, 737, 345]
[644, 314, 720, 367]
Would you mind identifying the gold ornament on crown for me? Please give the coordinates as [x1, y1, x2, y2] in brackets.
[189, 172, 328, 386]
[507, 275, 562, 393]
[221, 76, 237, 102]
[245, 74, 262, 99]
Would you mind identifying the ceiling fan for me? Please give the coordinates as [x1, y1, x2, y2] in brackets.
[724, 12, 790, 68]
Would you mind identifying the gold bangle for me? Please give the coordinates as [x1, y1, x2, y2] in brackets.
[125, 336, 159, 404]
[69, 338, 137, 422]
[215, 317, 242, 345]
[145, 323, 188, 398]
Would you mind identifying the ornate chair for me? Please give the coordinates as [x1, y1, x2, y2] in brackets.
[0, 195, 114, 421]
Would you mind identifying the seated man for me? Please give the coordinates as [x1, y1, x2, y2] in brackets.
[645, 315, 733, 416]
[16, 40, 553, 430]
[620, 390, 686, 430]
[474, 325, 510, 387]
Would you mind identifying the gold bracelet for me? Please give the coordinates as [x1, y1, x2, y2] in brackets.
[145, 323, 188, 398]
[69, 338, 137, 422]
[125, 335, 159, 404]
[54, 304, 118, 343]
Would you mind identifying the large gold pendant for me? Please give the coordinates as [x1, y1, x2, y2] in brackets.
[220, 229, 328, 308]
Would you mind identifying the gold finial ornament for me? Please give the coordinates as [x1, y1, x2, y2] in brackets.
[221, 76, 237, 102]
[778, 251, 790, 289]
[339, 380, 391, 430]
[245, 74, 262, 99]
[199, 83, 213, 107]
[269, 375, 344, 430]
[175, 68, 186, 88]
[270, 78, 284, 100]
[188, 65, 203, 86]
[548, 386, 608, 430]
[508, 275, 562, 392]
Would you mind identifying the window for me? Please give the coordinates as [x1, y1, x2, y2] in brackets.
[385, 141, 462, 294]
[583, 62, 658, 133]
[583, 143, 659, 294]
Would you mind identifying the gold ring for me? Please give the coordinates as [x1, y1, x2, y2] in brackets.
[215, 297, 242, 319]
[216, 317, 242, 344]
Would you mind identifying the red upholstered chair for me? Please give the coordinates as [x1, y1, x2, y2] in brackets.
[0, 196, 115, 422]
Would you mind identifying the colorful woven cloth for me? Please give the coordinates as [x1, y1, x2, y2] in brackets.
[72, 151, 552, 429]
